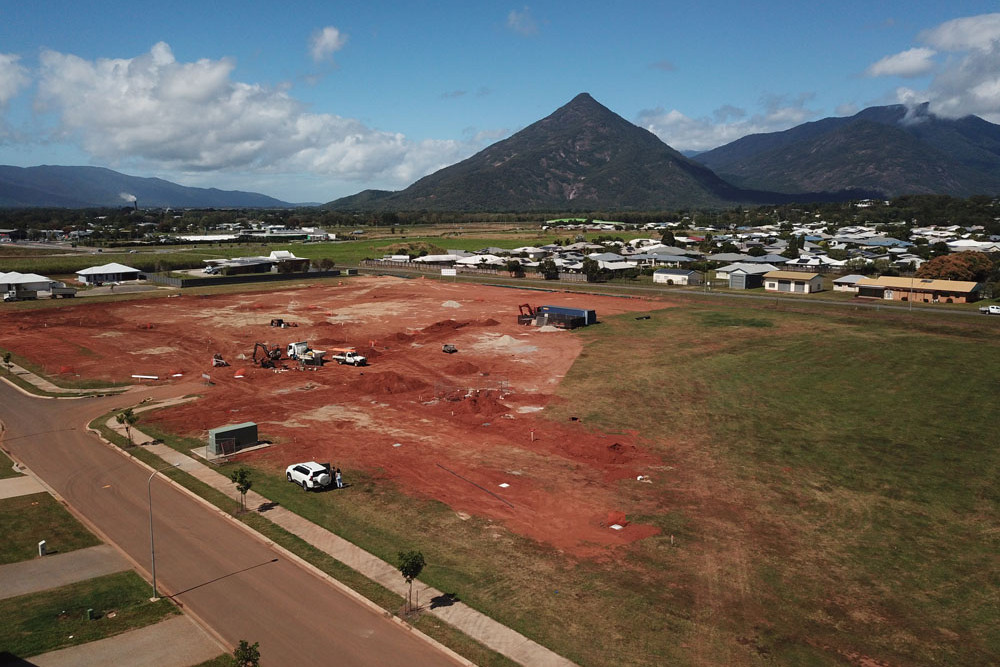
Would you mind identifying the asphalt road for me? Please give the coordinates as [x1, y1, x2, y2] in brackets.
[0, 382, 463, 667]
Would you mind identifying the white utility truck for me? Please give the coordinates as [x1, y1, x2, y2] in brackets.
[330, 348, 367, 366]
[286, 341, 326, 366]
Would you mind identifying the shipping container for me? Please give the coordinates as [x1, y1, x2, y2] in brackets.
[538, 305, 597, 326]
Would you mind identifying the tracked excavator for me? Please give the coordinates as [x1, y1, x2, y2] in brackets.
[252, 342, 282, 369]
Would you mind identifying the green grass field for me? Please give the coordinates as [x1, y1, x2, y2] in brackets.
[545, 302, 1000, 665]
[0, 492, 101, 564]
[0, 571, 178, 659]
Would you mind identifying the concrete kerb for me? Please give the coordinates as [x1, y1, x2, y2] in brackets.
[0, 360, 129, 397]
[89, 409, 478, 667]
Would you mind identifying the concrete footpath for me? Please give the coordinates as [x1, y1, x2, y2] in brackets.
[0, 361, 124, 396]
[0, 473, 44, 500]
[29, 614, 220, 667]
[107, 411, 577, 667]
[0, 544, 130, 601]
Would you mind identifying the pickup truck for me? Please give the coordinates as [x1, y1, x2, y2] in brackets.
[980, 305, 1000, 315]
[331, 350, 367, 366]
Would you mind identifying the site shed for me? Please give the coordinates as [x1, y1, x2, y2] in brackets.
[208, 422, 259, 455]
[539, 305, 597, 326]
[729, 272, 765, 290]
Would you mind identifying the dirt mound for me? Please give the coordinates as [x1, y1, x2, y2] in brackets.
[388, 332, 415, 342]
[448, 390, 508, 418]
[351, 371, 429, 394]
[445, 361, 480, 375]
[421, 319, 472, 335]
[480, 318, 500, 326]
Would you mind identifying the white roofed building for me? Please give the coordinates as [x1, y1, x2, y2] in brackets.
[76, 263, 142, 285]
[0, 271, 55, 292]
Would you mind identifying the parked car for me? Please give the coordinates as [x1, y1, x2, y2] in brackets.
[285, 462, 333, 490]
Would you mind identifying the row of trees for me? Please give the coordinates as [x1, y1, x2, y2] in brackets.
[3, 194, 998, 238]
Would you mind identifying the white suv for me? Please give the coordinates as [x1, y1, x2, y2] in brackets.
[285, 462, 333, 490]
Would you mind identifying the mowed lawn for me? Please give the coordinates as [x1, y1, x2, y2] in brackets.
[544, 302, 1000, 666]
[0, 492, 101, 564]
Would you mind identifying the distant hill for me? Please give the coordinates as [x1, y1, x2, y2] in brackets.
[0, 165, 292, 208]
[328, 93, 772, 212]
[693, 104, 1000, 198]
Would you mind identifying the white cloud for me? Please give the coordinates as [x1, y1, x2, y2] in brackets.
[638, 95, 819, 152]
[34, 42, 476, 192]
[866, 47, 937, 78]
[920, 13, 1000, 51]
[867, 13, 1000, 122]
[309, 26, 348, 63]
[507, 7, 539, 36]
[0, 53, 29, 108]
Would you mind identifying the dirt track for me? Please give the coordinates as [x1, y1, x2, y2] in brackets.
[1, 276, 668, 555]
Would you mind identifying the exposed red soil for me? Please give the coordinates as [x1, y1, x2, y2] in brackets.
[0, 276, 670, 557]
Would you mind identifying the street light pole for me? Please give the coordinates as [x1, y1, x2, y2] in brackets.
[148, 462, 180, 601]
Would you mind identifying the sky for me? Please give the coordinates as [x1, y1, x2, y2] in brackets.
[1, 1, 1000, 204]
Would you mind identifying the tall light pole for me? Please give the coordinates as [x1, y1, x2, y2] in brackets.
[148, 462, 180, 601]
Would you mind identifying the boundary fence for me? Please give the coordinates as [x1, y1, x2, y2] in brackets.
[359, 259, 588, 282]
[147, 269, 351, 288]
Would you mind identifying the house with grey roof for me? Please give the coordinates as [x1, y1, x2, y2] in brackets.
[832, 274, 868, 292]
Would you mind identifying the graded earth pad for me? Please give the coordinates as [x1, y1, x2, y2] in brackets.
[0, 277, 664, 555]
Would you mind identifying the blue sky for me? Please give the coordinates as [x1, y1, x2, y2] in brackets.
[1, 1, 999, 203]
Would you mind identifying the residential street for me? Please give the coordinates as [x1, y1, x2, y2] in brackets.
[0, 382, 464, 666]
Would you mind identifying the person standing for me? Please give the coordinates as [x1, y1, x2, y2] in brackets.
[335, 468, 343, 489]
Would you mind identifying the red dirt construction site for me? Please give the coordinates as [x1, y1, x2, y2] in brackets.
[2, 276, 671, 557]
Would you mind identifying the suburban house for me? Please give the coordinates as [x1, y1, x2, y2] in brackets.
[0, 271, 54, 294]
[763, 271, 824, 294]
[832, 274, 868, 292]
[652, 268, 703, 286]
[76, 263, 142, 285]
[854, 276, 981, 303]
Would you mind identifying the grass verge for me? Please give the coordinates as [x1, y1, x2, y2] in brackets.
[0, 449, 20, 479]
[0, 571, 178, 659]
[0, 492, 101, 564]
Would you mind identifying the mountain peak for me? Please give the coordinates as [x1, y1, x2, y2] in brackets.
[567, 92, 598, 106]
[328, 93, 745, 211]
